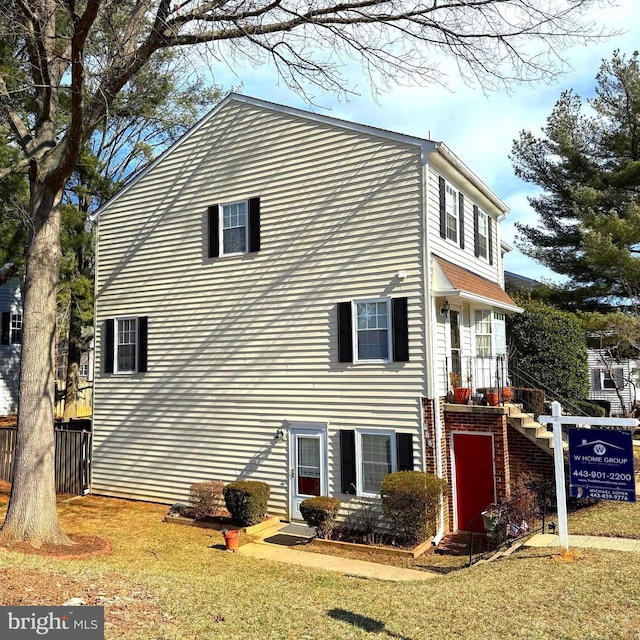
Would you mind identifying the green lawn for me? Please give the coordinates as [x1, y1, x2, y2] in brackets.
[1, 489, 640, 639]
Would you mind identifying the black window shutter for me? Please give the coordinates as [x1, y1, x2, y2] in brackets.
[1, 312, 10, 345]
[396, 433, 414, 471]
[392, 297, 409, 362]
[337, 302, 353, 363]
[488, 217, 494, 265]
[340, 430, 357, 493]
[104, 319, 114, 374]
[439, 176, 446, 239]
[458, 192, 465, 250]
[473, 205, 480, 257]
[208, 205, 219, 258]
[249, 197, 261, 253]
[137, 316, 148, 373]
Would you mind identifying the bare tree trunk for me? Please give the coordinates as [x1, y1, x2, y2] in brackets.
[63, 298, 82, 421]
[0, 179, 72, 545]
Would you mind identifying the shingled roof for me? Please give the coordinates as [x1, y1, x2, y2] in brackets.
[434, 257, 520, 311]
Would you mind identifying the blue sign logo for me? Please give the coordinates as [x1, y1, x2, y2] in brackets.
[568, 428, 636, 502]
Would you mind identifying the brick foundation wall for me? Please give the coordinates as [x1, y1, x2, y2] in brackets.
[507, 425, 555, 489]
[422, 398, 437, 475]
[443, 404, 511, 532]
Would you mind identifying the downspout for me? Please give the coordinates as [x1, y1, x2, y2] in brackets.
[89, 212, 100, 495]
[420, 147, 445, 547]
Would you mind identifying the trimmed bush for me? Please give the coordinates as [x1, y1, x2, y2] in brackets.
[189, 480, 225, 520]
[223, 480, 270, 526]
[299, 496, 341, 539]
[381, 471, 448, 544]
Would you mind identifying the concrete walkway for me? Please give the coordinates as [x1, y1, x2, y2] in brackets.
[238, 541, 439, 581]
[525, 533, 640, 552]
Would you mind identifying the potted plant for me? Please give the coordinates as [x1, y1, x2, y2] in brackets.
[485, 387, 499, 406]
[502, 382, 513, 403]
[481, 505, 502, 533]
[450, 372, 472, 404]
[222, 528, 240, 552]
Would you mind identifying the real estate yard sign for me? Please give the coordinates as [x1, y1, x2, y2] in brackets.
[539, 402, 638, 551]
[568, 428, 636, 503]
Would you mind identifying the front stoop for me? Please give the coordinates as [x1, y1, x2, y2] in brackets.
[506, 405, 566, 456]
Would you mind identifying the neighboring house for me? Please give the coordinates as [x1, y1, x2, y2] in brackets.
[588, 348, 639, 416]
[0, 278, 22, 416]
[94, 94, 551, 536]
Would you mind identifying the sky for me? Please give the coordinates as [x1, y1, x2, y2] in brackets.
[207, 0, 638, 283]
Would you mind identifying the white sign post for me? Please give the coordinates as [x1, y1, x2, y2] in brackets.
[538, 401, 638, 553]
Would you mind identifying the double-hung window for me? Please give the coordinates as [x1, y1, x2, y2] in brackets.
[10, 313, 22, 344]
[494, 313, 506, 356]
[445, 184, 458, 243]
[474, 310, 492, 358]
[357, 430, 396, 497]
[475, 310, 506, 357]
[477, 210, 489, 260]
[1, 311, 22, 345]
[354, 299, 391, 362]
[116, 318, 138, 373]
[221, 200, 248, 255]
[104, 316, 148, 374]
[601, 367, 624, 390]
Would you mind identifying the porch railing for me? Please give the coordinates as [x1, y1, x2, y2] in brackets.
[445, 355, 508, 396]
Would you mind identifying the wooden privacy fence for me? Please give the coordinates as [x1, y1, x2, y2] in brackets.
[0, 426, 91, 495]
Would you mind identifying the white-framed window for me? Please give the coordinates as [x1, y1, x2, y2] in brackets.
[116, 317, 138, 373]
[79, 363, 89, 377]
[356, 430, 396, 497]
[353, 298, 391, 362]
[220, 200, 248, 255]
[474, 310, 492, 357]
[474, 310, 507, 357]
[445, 184, 458, 243]
[477, 210, 489, 260]
[10, 313, 22, 344]
[601, 367, 624, 390]
[494, 313, 506, 356]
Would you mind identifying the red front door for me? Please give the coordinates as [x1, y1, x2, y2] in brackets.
[453, 433, 495, 532]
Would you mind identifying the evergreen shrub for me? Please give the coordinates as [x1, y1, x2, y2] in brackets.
[381, 471, 448, 544]
[223, 480, 270, 526]
[299, 496, 341, 539]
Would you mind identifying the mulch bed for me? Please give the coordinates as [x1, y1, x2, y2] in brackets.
[0, 567, 165, 638]
[0, 534, 110, 559]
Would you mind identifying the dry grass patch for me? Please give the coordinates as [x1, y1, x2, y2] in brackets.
[2, 482, 640, 639]
[568, 496, 640, 539]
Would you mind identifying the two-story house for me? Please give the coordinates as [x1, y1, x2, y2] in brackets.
[93, 94, 543, 538]
[0, 278, 22, 417]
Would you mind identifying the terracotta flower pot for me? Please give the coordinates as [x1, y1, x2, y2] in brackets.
[485, 391, 499, 406]
[502, 387, 513, 403]
[453, 387, 471, 404]
[223, 529, 240, 552]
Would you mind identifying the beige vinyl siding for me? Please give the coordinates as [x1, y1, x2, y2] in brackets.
[94, 100, 427, 513]
[426, 165, 503, 281]
[587, 349, 637, 417]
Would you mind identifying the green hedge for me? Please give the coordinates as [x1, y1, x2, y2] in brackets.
[381, 471, 448, 544]
[223, 480, 270, 526]
[299, 496, 341, 539]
